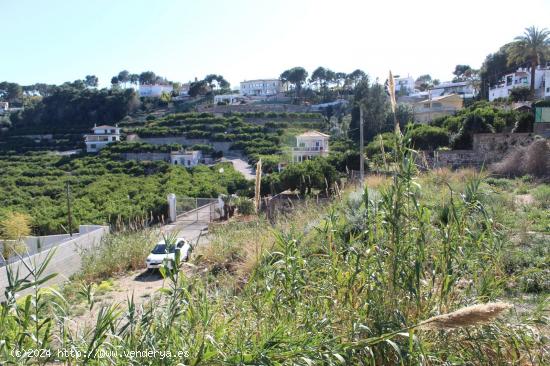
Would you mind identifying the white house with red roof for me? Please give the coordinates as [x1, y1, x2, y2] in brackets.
[292, 130, 330, 163]
[84, 124, 121, 152]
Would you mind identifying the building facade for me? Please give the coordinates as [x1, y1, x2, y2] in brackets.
[84, 125, 121, 153]
[394, 76, 415, 95]
[139, 84, 174, 97]
[292, 131, 330, 163]
[170, 150, 202, 167]
[0, 102, 8, 114]
[240, 79, 286, 97]
[213, 93, 243, 105]
[430, 81, 477, 99]
[489, 66, 550, 101]
[413, 94, 463, 123]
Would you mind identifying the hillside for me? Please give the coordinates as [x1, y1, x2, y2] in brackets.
[1, 140, 548, 364]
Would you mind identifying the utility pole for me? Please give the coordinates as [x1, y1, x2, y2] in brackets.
[66, 181, 73, 237]
[359, 103, 365, 187]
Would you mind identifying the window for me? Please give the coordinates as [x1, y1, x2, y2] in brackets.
[90, 144, 96, 149]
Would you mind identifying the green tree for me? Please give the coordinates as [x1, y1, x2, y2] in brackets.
[415, 74, 433, 91]
[84, 75, 98, 88]
[508, 26, 550, 94]
[204, 74, 230, 94]
[139, 71, 157, 85]
[0, 82, 23, 103]
[188, 80, 208, 97]
[117, 70, 130, 88]
[350, 80, 391, 142]
[280, 67, 308, 100]
[130, 74, 139, 86]
[509, 86, 532, 102]
[310, 67, 326, 91]
[452, 65, 479, 82]
[346, 69, 367, 91]
[406, 125, 449, 150]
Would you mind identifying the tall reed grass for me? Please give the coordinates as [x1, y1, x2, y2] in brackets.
[0, 132, 547, 365]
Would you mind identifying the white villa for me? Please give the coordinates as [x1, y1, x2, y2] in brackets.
[240, 79, 286, 98]
[84, 124, 121, 153]
[394, 76, 415, 95]
[214, 93, 243, 105]
[170, 150, 202, 167]
[430, 81, 478, 99]
[489, 65, 550, 101]
[0, 102, 8, 114]
[139, 84, 173, 97]
[292, 131, 330, 163]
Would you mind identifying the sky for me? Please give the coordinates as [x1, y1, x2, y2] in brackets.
[1, 0, 549, 89]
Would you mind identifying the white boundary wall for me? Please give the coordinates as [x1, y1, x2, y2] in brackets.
[0, 225, 109, 301]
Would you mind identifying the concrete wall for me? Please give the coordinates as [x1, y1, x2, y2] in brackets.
[0, 225, 109, 301]
[242, 117, 323, 125]
[199, 103, 312, 114]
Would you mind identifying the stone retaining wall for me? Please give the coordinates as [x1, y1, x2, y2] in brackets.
[419, 132, 543, 169]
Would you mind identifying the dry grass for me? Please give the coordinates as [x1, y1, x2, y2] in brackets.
[420, 302, 513, 330]
[364, 174, 390, 189]
[427, 167, 454, 186]
[196, 200, 330, 281]
[492, 139, 550, 179]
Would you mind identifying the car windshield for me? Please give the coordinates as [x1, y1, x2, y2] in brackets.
[151, 244, 176, 254]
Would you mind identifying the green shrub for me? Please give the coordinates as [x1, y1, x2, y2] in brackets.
[532, 184, 550, 208]
[406, 124, 449, 150]
[485, 177, 514, 190]
[79, 229, 157, 281]
[236, 197, 255, 215]
[509, 87, 532, 102]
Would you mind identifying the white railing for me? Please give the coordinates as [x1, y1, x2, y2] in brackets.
[293, 146, 325, 152]
[85, 135, 115, 142]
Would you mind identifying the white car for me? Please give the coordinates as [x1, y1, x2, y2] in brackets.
[145, 238, 191, 270]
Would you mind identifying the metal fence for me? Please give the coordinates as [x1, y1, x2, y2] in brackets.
[175, 197, 221, 223]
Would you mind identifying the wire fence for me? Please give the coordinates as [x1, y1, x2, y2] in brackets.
[175, 197, 221, 224]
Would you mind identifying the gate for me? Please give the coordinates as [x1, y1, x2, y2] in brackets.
[174, 197, 221, 224]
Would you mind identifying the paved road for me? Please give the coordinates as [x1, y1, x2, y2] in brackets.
[222, 156, 255, 180]
[161, 204, 214, 246]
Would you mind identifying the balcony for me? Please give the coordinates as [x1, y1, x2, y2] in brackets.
[293, 146, 325, 152]
[85, 135, 113, 142]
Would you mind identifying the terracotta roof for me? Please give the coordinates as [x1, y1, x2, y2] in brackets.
[297, 130, 330, 138]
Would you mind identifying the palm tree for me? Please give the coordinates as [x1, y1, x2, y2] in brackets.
[508, 26, 550, 94]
